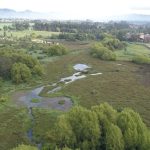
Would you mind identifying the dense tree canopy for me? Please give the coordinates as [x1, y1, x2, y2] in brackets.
[0, 50, 43, 83]
[46, 103, 150, 150]
[11, 63, 31, 84]
[12, 22, 30, 31]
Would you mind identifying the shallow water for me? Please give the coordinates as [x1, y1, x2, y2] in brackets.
[13, 63, 102, 149]
[60, 72, 86, 84]
[90, 73, 102, 76]
[18, 89, 72, 110]
[47, 86, 62, 94]
[73, 64, 90, 71]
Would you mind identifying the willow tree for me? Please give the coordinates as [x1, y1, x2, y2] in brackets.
[11, 63, 31, 83]
[105, 123, 124, 150]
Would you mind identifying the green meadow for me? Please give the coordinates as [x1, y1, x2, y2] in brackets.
[0, 39, 150, 149]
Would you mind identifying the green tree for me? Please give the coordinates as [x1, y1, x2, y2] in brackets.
[11, 63, 31, 83]
[46, 45, 68, 56]
[46, 103, 150, 150]
[123, 108, 150, 150]
[32, 64, 44, 76]
[50, 106, 100, 150]
[117, 108, 150, 149]
[92, 103, 118, 149]
[105, 123, 124, 150]
[67, 106, 100, 149]
[48, 115, 75, 149]
[90, 43, 116, 61]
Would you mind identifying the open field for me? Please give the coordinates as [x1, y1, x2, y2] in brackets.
[0, 106, 30, 150]
[32, 108, 62, 143]
[0, 30, 59, 38]
[115, 43, 150, 61]
[42, 49, 150, 127]
[0, 41, 150, 149]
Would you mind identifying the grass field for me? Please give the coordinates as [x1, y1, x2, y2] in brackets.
[115, 43, 150, 61]
[0, 106, 30, 150]
[32, 108, 62, 143]
[0, 41, 150, 149]
[42, 48, 150, 127]
[0, 30, 59, 38]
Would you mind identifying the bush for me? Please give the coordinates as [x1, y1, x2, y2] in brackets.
[46, 45, 68, 56]
[0, 96, 8, 103]
[132, 55, 150, 64]
[11, 63, 31, 84]
[32, 64, 44, 76]
[90, 43, 116, 61]
[101, 49, 116, 61]
[102, 37, 126, 50]
[0, 50, 44, 82]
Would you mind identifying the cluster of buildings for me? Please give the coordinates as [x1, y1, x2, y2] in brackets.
[126, 33, 150, 43]
[139, 33, 150, 42]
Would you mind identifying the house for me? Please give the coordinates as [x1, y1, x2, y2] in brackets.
[144, 34, 150, 43]
[139, 33, 144, 40]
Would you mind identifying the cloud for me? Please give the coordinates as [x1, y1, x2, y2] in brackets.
[131, 7, 150, 10]
[1, 0, 150, 18]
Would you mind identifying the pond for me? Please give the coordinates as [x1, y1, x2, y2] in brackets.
[73, 64, 91, 71]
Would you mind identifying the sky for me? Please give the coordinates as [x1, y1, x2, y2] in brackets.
[1, 0, 150, 20]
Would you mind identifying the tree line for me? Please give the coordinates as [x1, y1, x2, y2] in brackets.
[0, 50, 43, 83]
[12, 103, 150, 150]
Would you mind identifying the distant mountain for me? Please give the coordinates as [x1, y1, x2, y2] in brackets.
[105, 14, 150, 23]
[0, 8, 52, 19]
[121, 14, 150, 22]
[1, 8, 150, 22]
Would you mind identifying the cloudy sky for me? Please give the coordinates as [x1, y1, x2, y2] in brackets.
[0, 0, 150, 20]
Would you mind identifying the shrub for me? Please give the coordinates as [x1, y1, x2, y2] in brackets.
[0, 50, 44, 82]
[102, 37, 126, 50]
[101, 49, 116, 61]
[32, 64, 44, 76]
[90, 43, 116, 61]
[46, 45, 68, 56]
[132, 55, 150, 64]
[0, 96, 8, 103]
[11, 63, 31, 84]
